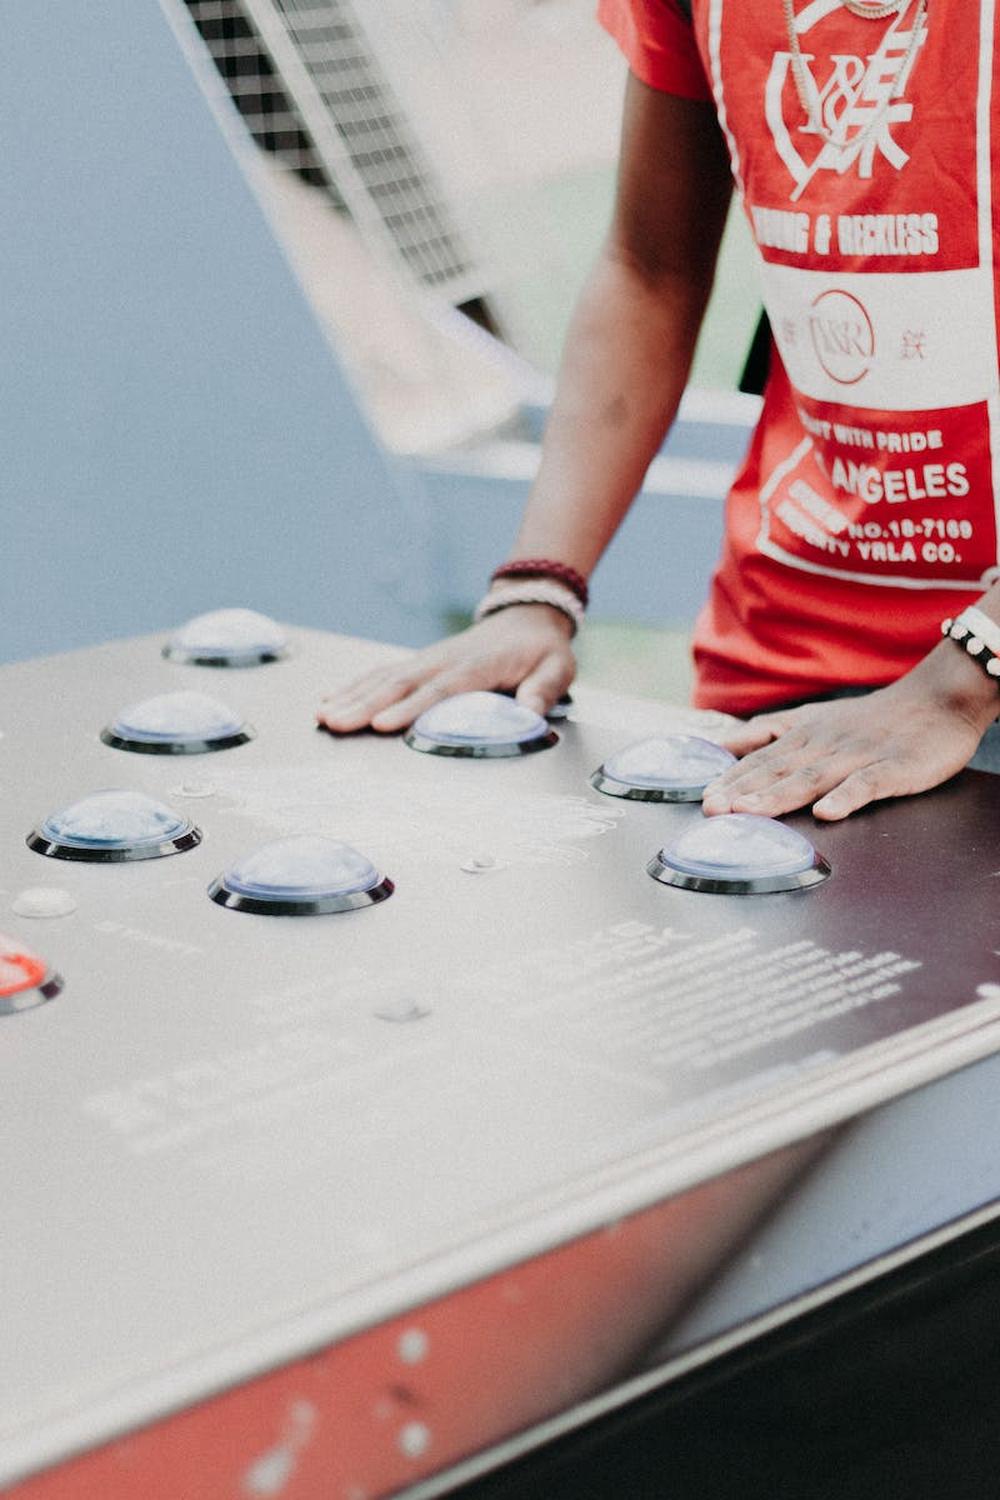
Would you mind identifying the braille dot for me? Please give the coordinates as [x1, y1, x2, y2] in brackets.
[172, 781, 217, 799]
[373, 1000, 430, 1024]
[398, 1422, 431, 1459]
[11, 888, 77, 919]
[397, 1328, 429, 1365]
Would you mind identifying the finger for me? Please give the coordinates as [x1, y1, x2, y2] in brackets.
[719, 711, 798, 757]
[812, 763, 896, 821]
[703, 763, 806, 816]
[702, 731, 813, 813]
[318, 643, 458, 724]
[317, 696, 383, 733]
[370, 665, 491, 733]
[516, 653, 575, 716]
[707, 738, 821, 799]
[723, 759, 856, 817]
[317, 667, 426, 732]
[319, 654, 416, 707]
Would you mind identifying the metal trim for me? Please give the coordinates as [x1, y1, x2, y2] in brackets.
[207, 875, 395, 915]
[646, 851, 831, 895]
[100, 727, 255, 755]
[403, 729, 559, 758]
[590, 769, 705, 803]
[545, 695, 573, 721]
[0, 972, 64, 1017]
[161, 645, 288, 667]
[26, 828, 203, 863]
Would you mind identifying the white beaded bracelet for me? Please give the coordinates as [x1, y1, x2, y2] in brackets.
[957, 605, 1000, 658]
[474, 579, 585, 636]
[941, 607, 1000, 680]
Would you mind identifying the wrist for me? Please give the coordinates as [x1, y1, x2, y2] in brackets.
[487, 601, 575, 638]
[907, 637, 1000, 734]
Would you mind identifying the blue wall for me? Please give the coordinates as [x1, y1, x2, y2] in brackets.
[0, 0, 436, 663]
[0, 1, 749, 667]
[418, 467, 727, 629]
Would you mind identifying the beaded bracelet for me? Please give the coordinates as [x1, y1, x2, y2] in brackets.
[491, 559, 589, 609]
[940, 606, 1000, 681]
[474, 579, 584, 637]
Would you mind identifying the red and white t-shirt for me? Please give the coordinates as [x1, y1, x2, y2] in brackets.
[599, 0, 1000, 713]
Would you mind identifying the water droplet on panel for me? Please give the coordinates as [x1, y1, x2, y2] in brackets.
[373, 999, 431, 1024]
[460, 853, 499, 873]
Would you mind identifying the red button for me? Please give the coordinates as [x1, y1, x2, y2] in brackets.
[0, 948, 48, 999]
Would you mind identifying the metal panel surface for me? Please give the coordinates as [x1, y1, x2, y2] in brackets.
[3, 628, 1000, 1489]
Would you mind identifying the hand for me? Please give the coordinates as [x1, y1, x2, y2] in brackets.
[701, 645, 999, 822]
[317, 606, 576, 734]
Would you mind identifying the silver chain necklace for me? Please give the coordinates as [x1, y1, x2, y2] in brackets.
[780, 0, 929, 153]
[842, 0, 908, 16]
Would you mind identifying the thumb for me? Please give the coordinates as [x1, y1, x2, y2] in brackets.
[516, 653, 575, 717]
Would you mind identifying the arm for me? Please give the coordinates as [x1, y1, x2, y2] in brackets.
[702, 618, 1000, 821]
[318, 78, 733, 733]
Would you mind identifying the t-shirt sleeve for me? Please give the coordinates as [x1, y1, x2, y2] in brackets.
[597, 0, 712, 101]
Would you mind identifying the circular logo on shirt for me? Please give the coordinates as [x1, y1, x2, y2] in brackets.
[808, 289, 875, 385]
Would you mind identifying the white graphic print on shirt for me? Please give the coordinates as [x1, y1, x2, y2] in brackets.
[765, 2, 927, 201]
[707, 0, 1000, 590]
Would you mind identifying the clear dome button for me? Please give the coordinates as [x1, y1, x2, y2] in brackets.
[163, 608, 288, 667]
[592, 735, 737, 802]
[209, 835, 394, 915]
[102, 691, 253, 754]
[405, 691, 557, 758]
[28, 791, 201, 862]
[648, 814, 830, 894]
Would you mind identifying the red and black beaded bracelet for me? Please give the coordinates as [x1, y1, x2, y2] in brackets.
[491, 559, 589, 609]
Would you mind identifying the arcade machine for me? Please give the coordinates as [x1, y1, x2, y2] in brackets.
[5, 614, 1000, 1500]
[5, 6, 1000, 1499]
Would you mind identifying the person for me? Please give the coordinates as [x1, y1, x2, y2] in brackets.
[319, 0, 1000, 821]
